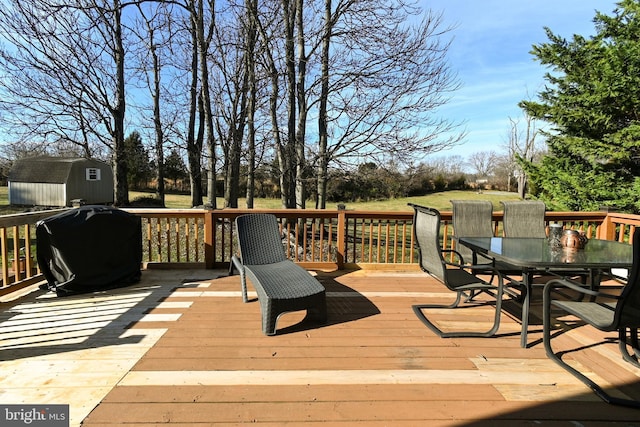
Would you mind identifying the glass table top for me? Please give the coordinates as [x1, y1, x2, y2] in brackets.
[459, 237, 633, 269]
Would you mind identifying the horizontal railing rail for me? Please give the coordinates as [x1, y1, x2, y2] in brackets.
[126, 209, 613, 270]
[0, 206, 631, 296]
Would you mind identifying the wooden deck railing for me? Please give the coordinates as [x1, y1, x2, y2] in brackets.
[598, 212, 640, 242]
[0, 206, 632, 296]
[0, 209, 68, 295]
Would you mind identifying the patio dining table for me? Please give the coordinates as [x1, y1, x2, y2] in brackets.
[459, 236, 633, 348]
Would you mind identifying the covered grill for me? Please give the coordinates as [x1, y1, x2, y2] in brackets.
[36, 206, 142, 296]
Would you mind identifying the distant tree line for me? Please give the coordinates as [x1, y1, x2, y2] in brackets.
[120, 139, 475, 203]
[0, 126, 525, 202]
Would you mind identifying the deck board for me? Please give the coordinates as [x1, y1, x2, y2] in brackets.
[1, 268, 640, 426]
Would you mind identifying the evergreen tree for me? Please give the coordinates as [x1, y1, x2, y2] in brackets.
[124, 131, 153, 190]
[164, 149, 188, 188]
[520, 0, 640, 212]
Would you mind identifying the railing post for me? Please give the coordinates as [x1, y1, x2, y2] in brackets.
[1, 228, 8, 286]
[336, 209, 346, 269]
[598, 214, 616, 241]
[204, 210, 215, 269]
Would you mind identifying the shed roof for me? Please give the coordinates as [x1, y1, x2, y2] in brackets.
[8, 156, 106, 184]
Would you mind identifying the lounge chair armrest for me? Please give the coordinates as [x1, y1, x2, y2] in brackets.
[231, 254, 244, 274]
[229, 254, 244, 276]
[231, 255, 249, 303]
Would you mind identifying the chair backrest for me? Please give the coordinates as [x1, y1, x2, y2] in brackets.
[501, 200, 547, 238]
[451, 200, 494, 262]
[409, 203, 447, 284]
[451, 200, 494, 237]
[235, 214, 287, 265]
[615, 228, 640, 328]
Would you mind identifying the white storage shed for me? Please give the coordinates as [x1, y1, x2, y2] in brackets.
[8, 157, 114, 207]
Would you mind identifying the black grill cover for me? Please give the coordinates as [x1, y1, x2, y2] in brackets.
[36, 206, 142, 296]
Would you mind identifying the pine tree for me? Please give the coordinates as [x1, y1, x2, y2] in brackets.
[124, 131, 153, 190]
[520, 0, 640, 212]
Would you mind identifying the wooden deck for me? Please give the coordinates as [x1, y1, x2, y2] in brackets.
[1, 268, 640, 426]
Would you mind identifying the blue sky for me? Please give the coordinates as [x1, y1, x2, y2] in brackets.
[427, 0, 620, 159]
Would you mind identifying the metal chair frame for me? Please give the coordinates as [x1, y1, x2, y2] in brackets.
[409, 203, 507, 338]
[543, 229, 640, 408]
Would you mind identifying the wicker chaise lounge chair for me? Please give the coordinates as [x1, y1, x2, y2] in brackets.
[230, 213, 327, 335]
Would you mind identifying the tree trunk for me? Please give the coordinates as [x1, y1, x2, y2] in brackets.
[282, 0, 297, 208]
[195, 0, 216, 209]
[245, 0, 257, 208]
[112, 0, 129, 206]
[316, 0, 331, 209]
[151, 36, 165, 205]
[187, 5, 203, 208]
[225, 134, 241, 208]
[294, 0, 306, 209]
[517, 175, 528, 199]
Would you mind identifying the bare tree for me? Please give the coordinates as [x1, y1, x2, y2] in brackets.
[179, 0, 212, 207]
[314, 2, 463, 207]
[244, 0, 258, 208]
[282, 0, 298, 208]
[0, 0, 466, 209]
[508, 114, 540, 199]
[467, 151, 497, 178]
[250, 1, 295, 208]
[491, 152, 517, 191]
[424, 154, 466, 177]
[131, 2, 179, 206]
[316, 0, 332, 209]
[294, 0, 308, 209]
[0, 0, 132, 204]
[158, 0, 213, 208]
[196, 0, 217, 209]
[209, 2, 251, 209]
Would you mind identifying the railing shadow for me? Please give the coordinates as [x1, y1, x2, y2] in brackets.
[0, 272, 181, 362]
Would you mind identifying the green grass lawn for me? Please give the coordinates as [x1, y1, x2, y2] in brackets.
[1, 186, 521, 213]
[130, 189, 520, 211]
[341, 190, 519, 211]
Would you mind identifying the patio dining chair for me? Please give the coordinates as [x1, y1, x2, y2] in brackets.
[501, 199, 589, 285]
[409, 203, 507, 338]
[451, 200, 526, 293]
[450, 199, 495, 265]
[501, 200, 547, 238]
[542, 228, 640, 408]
